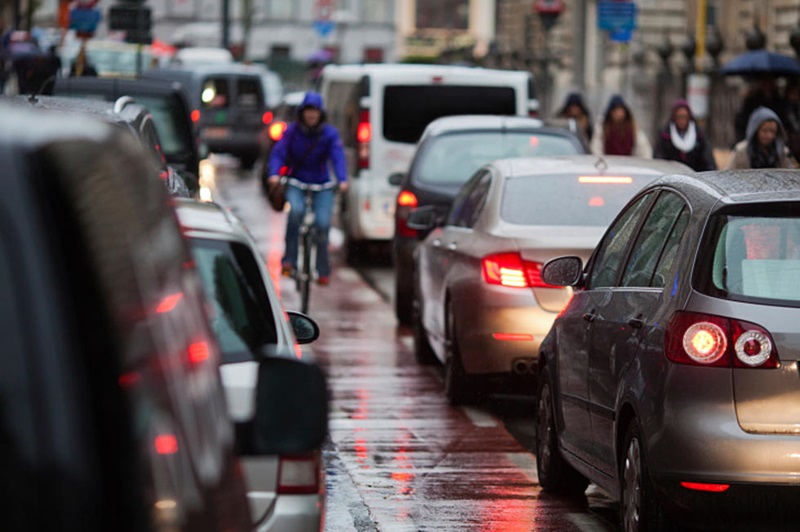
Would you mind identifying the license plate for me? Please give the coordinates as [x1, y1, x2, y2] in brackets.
[203, 127, 231, 139]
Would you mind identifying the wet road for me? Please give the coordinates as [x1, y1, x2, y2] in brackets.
[208, 161, 619, 532]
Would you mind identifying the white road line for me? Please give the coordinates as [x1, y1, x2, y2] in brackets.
[461, 406, 498, 427]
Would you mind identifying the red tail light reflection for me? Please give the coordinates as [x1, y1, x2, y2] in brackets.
[155, 434, 179, 455]
[680, 482, 730, 493]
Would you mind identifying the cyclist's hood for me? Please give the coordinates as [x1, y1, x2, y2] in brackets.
[297, 92, 325, 115]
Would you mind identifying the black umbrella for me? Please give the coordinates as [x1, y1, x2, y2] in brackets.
[720, 49, 800, 77]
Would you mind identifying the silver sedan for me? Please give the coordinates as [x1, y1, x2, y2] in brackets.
[411, 155, 690, 405]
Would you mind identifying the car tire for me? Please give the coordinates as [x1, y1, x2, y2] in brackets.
[412, 298, 437, 365]
[620, 421, 674, 532]
[395, 275, 413, 326]
[535, 373, 589, 496]
[444, 299, 476, 405]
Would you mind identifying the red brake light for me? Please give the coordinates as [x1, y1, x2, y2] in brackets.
[680, 482, 730, 493]
[665, 312, 779, 368]
[482, 253, 555, 289]
[155, 434, 179, 455]
[492, 333, 534, 341]
[397, 190, 418, 208]
[357, 109, 370, 169]
[188, 341, 210, 365]
[191, 109, 201, 123]
[156, 292, 183, 313]
[262, 111, 274, 125]
[278, 453, 320, 494]
[269, 121, 287, 141]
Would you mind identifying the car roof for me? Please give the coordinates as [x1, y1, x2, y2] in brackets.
[1, 94, 150, 129]
[154, 63, 265, 77]
[323, 63, 530, 78]
[652, 169, 800, 204]
[491, 155, 693, 178]
[421, 115, 545, 137]
[173, 198, 246, 241]
[53, 76, 187, 97]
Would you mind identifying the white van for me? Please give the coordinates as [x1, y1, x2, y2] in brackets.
[320, 63, 538, 262]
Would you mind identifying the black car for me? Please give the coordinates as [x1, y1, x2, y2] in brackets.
[391, 115, 589, 325]
[143, 64, 270, 169]
[52, 76, 201, 180]
[3, 94, 191, 197]
[0, 98, 328, 532]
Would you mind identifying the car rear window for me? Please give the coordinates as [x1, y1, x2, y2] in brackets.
[237, 78, 262, 109]
[416, 131, 580, 184]
[383, 85, 517, 143]
[133, 95, 191, 157]
[189, 238, 278, 364]
[201, 77, 229, 109]
[698, 207, 800, 305]
[501, 174, 659, 226]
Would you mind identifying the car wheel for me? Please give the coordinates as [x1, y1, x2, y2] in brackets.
[412, 297, 437, 365]
[444, 299, 476, 405]
[535, 373, 589, 496]
[621, 422, 673, 532]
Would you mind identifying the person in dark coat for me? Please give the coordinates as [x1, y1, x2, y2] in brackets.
[556, 91, 593, 142]
[267, 91, 347, 285]
[727, 106, 798, 169]
[591, 94, 652, 157]
[653, 99, 717, 171]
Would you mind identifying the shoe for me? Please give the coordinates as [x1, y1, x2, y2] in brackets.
[281, 264, 295, 277]
[317, 276, 330, 286]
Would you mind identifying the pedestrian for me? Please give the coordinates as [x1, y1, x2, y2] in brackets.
[267, 91, 348, 286]
[653, 99, 717, 171]
[782, 79, 800, 161]
[727, 106, 798, 170]
[591, 94, 652, 158]
[69, 42, 97, 77]
[556, 91, 593, 142]
[733, 76, 787, 144]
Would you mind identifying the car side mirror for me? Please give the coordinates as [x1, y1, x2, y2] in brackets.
[388, 172, 405, 186]
[541, 256, 584, 287]
[237, 356, 328, 456]
[406, 205, 440, 231]
[287, 310, 320, 344]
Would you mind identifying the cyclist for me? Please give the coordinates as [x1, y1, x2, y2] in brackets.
[267, 91, 348, 286]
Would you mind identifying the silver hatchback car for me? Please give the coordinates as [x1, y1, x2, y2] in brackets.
[538, 169, 800, 531]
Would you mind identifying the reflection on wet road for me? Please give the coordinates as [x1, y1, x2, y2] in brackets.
[215, 167, 619, 532]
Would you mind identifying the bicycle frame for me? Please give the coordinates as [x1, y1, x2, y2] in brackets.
[295, 189, 316, 314]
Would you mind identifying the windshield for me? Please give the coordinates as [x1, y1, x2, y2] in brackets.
[416, 132, 580, 184]
[697, 208, 800, 306]
[501, 174, 658, 226]
[189, 238, 278, 364]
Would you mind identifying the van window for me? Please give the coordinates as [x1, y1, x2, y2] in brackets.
[134, 95, 192, 158]
[202, 78, 229, 109]
[383, 85, 517, 143]
[237, 78, 262, 109]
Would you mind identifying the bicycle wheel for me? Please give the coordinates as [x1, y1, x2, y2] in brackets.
[299, 228, 313, 313]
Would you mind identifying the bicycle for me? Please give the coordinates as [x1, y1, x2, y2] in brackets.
[289, 179, 335, 314]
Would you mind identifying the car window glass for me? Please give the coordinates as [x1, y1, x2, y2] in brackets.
[621, 192, 687, 287]
[190, 238, 278, 364]
[588, 192, 653, 289]
[416, 131, 581, 184]
[201, 77, 229, 109]
[652, 208, 690, 288]
[134, 95, 191, 156]
[448, 170, 489, 227]
[383, 86, 517, 144]
[237, 78, 261, 109]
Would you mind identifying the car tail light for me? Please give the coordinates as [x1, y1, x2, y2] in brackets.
[269, 121, 287, 141]
[529, 110, 539, 118]
[191, 109, 201, 123]
[356, 109, 370, 169]
[680, 482, 730, 493]
[155, 434, 179, 455]
[188, 341, 210, 365]
[665, 312, 779, 368]
[482, 252, 555, 289]
[395, 190, 419, 238]
[278, 453, 321, 494]
[262, 111, 274, 125]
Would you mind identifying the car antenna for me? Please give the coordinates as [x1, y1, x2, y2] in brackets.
[594, 157, 608, 173]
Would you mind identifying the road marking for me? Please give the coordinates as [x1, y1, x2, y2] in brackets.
[461, 406, 498, 427]
[505, 452, 538, 483]
[568, 512, 615, 531]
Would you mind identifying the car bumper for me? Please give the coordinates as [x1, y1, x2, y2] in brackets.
[451, 287, 556, 375]
[646, 365, 800, 520]
[346, 177, 395, 241]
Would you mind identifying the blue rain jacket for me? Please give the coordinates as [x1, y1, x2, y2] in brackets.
[268, 92, 347, 185]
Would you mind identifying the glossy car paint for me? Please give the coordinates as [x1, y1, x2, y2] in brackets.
[540, 169, 800, 527]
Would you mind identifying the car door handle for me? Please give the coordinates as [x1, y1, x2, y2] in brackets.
[628, 316, 644, 329]
[447, 242, 457, 251]
[432, 239, 441, 247]
[582, 312, 596, 323]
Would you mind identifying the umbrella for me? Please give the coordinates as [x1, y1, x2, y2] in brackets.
[306, 49, 334, 64]
[720, 49, 800, 77]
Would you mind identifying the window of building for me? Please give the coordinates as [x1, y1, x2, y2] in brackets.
[265, 0, 296, 21]
[362, 0, 391, 23]
[416, 0, 468, 30]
